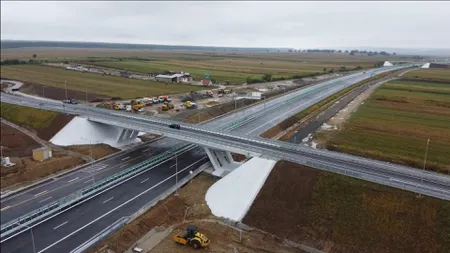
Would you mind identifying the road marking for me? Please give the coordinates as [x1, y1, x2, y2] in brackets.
[34, 190, 48, 197]
[142, 149, 150, 152]
[53, 221, 68, 230]
[37, 156, 207, 253]
[0, 206, 11, 212]
[102, 197, 114, 204]
[170, 164, 176, 168]
[121, 156, 130, 161]
[120, 164, 128, 168]
[38, 196, 52, 203]
[68, 177, 79, 183]
[2, 151, 151, 210]
[140, 178, 149, 184]
[84, 179, 94, 184]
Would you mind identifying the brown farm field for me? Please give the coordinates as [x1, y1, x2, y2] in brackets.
[316, 78, 450, 173]
[244, 161, 450, 253]
[0, 65, 205, 99]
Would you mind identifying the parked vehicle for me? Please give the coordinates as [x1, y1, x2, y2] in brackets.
[153, 97, 159, 104]
[62, 99, 79, 104]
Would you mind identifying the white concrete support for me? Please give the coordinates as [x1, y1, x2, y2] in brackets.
[116, 128, 140, 144]
[204, 147, 241, 177]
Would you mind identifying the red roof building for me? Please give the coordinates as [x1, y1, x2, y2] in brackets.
[202, 79, 212, 86]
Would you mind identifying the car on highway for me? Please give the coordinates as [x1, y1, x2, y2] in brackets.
[169, 123, 181, 129]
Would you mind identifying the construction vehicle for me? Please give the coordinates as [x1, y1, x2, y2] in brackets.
[218, 89, 232, 95]
[130, 100, 145, 111]
[161, 101, 174, 111]
[184, 101, 197, 109]
[173, 225, 209, 249]
[111, 102, 125, 110]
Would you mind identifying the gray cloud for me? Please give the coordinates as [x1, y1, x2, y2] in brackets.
[1, 1, 449, 48]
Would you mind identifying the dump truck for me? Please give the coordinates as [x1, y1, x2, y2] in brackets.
[161, 102, 174, 111]
[173, 225, 209, 249]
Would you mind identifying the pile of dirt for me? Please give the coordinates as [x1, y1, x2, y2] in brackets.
[35, 114, 74, 141]
[20, 82, 111, 102]
[243, 161, 450, 253]
[67, 144, 119, 160]
[1, 152, 84, 189]
[89, 173, 216, 253]
[0, 123, 41, 157]
[149, 220, 304, 253]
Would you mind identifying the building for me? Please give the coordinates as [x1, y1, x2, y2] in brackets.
[201, 79, 213, 86]
[32, 147, 52, 162]
[156, 73, 193, 83]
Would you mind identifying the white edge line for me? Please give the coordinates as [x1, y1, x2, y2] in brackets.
[37, 155, 207, 253]
[102, 197, 114, 204]
[38, 197, 52, 203]
[34, 190, 48, 197]
[0, 146, 199, 244]
[53, 221, 68, 230]
[67, 177, 79, 183]
[84, 179, 94, 184]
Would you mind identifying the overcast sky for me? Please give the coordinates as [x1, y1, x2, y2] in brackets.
[1, 1, 449, 49]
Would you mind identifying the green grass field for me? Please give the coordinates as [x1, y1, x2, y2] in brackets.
[81, 55, 375, 85]
[0, 65, 205, 98]
[404, 68, 450, 83]
[1, 102, 59, 129]
[319, 79, 450, 173]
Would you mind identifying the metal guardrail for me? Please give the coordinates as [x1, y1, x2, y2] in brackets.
[0, 143, 196, 239]
[0, 64, 423, 238]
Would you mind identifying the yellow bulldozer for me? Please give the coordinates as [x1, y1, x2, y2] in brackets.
[184, 101, 197, 109]
[173, 225, 209, 249]
[161, 101, 174, 111]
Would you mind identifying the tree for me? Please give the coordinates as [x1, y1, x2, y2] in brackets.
[323, 68, 327, 72]
[32, 54, 37, 59]
[262, 73, 273, 82]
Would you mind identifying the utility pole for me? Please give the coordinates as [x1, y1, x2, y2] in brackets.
[419, 138, 430, 198]
[42, 86, 46, 98]
[174, 151, 179, 196]
[422, 138, 430, 177]
[64, 80, 68, 100]
[85, 91, 88, 103]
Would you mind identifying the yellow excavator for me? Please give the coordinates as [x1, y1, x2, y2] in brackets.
[173, 225, 209, 249]
[161, 101, 174, 111]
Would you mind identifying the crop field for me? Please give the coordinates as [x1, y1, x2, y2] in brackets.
[81, 54, 386, 84]
[318, 79, 450, 173]
[0, 65, 205, 98]
[2, 47, 413, 85]
[244, 161, 450, 253]
[404, 68, 450, 83]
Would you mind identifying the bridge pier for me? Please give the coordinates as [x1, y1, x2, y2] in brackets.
[204, 147, 241, 177]
[116, 128, 140, 144]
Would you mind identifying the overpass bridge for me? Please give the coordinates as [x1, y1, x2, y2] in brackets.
[3, 63, 448, 243]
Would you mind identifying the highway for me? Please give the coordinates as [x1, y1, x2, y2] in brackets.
[0, 138, 181, 224]
[1, 147, 208, 253]
[4, 64, 447, 253]
[1, 88, 448, 200]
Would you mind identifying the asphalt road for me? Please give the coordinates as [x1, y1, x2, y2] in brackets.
[2, 64, 430, 252]
[0, 138, 181, 224]
[1, 147, 208, 253]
